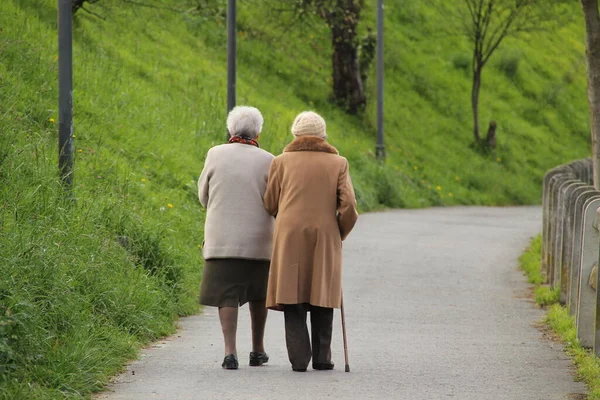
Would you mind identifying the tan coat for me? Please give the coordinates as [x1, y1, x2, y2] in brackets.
[264, 136, 359, 311]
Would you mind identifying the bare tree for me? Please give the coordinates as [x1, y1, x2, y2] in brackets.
[464, 0, 556, 143]
[277, 0, 367, 114]
[582, 0, 600, 188]
[430, 0, 562, 145]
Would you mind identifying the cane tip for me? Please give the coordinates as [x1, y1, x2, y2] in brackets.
[345, 365, 350, 373]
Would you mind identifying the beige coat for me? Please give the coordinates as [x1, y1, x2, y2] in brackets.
[198, 143, 275, 260]
[264, 136, 359, 310]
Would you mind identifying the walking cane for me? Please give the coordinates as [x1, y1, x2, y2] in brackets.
[341, 294, 350, 372]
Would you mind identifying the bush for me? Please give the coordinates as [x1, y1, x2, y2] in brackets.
[108, 211, 183, 292]
[452, 53, 471, 71]
[373, 167, 406, 208]
[497, 50, 521, 79]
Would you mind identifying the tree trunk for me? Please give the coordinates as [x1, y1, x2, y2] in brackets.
[471, 66, 482, 142]
[331, 30, 366, 114]
[582, 0, 600, 189]
[326, 0, 366, 114]
[486, 120, 497, 149]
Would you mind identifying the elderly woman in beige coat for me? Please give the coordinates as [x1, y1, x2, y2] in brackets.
[198, 106, 274, 370]
[264, 111, 358, 372]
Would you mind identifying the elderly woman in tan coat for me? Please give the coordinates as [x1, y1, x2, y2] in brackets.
[264, 111, 358, 372]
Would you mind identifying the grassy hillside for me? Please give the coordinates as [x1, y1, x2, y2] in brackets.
[0, 0, 591, 398]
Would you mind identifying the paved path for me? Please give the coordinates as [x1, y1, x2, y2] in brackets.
[98, 207, 586, 400]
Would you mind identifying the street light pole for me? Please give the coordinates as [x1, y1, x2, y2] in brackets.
[226, 0, 236, 141]
[376, 0, 386, 161]
[58, 0, 74, 187]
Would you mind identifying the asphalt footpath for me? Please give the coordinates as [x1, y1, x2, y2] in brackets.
[97, 207, 587, 400]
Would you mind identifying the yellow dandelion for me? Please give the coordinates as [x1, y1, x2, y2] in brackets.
[141, 178, 146, 182]
[436, 186, 442, 191]
[77, 149, 82, 153]
[167, 203, 173, 208]
[448, 192, 453, 197]
[49, 118, 55, 123]
[72, 135, 76, 138]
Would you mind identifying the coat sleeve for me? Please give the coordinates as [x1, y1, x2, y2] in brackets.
[198, 151, 212, 208]
[263, 158, 281, 217]
[337, 159, 359, 241]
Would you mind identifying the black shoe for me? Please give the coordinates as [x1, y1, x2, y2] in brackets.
[222, 354, 238, 370]
[312, 361, 334, 370]
[249, 352, 269, 366]
[292, 366, 307, 372]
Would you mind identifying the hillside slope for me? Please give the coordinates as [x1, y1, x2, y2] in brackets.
[0, 0, 591, 398]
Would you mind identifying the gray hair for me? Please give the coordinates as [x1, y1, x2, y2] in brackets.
[226, 106, 264, 139]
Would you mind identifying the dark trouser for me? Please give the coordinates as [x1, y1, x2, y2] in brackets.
[283, 304, 333, 369]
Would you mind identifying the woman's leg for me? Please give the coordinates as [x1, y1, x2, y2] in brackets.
[249, 300, 268, 353]
[218, 306, 238, 355]
[284, 304, 312, 371]
[310, 306, 334, 368]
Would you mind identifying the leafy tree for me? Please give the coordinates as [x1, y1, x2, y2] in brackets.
[72, 0, 99, 14]
[281, 0, 367, 114]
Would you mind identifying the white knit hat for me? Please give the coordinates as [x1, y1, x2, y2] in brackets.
[291, 111, 327, 138]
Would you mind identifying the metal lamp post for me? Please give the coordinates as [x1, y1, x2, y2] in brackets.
[58, 0, 74, 188]
[227, 0, 236, 141]
[375, 0, 385, 161]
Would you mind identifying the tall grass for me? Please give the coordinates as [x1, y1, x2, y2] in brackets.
[0, 129, 178, 398]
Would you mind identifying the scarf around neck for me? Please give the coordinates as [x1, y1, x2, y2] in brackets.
[229, 135, 260, 148]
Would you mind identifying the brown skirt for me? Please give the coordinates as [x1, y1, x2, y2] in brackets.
[199, 258, 270, 308]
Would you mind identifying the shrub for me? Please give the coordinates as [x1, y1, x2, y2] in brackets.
[452, 53, 471, 71]
[497, 50, 521, 79]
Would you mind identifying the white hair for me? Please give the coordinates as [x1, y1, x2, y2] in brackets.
[226, 106, 264, 139]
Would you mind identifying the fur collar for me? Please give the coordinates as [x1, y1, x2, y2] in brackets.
[283, 136, 339, 155]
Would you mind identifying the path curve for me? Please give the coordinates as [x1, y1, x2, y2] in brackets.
[98, 207, 586, 400]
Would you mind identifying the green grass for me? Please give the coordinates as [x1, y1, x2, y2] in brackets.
[518, 236, 560, 306]
[0, 0, 594, 398]
[546, 304, 600, 399]
[520, 236, 545, 285]
[520, 236, 600, 399]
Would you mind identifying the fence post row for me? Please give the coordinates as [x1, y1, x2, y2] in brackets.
[541, 158, 600, 352]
